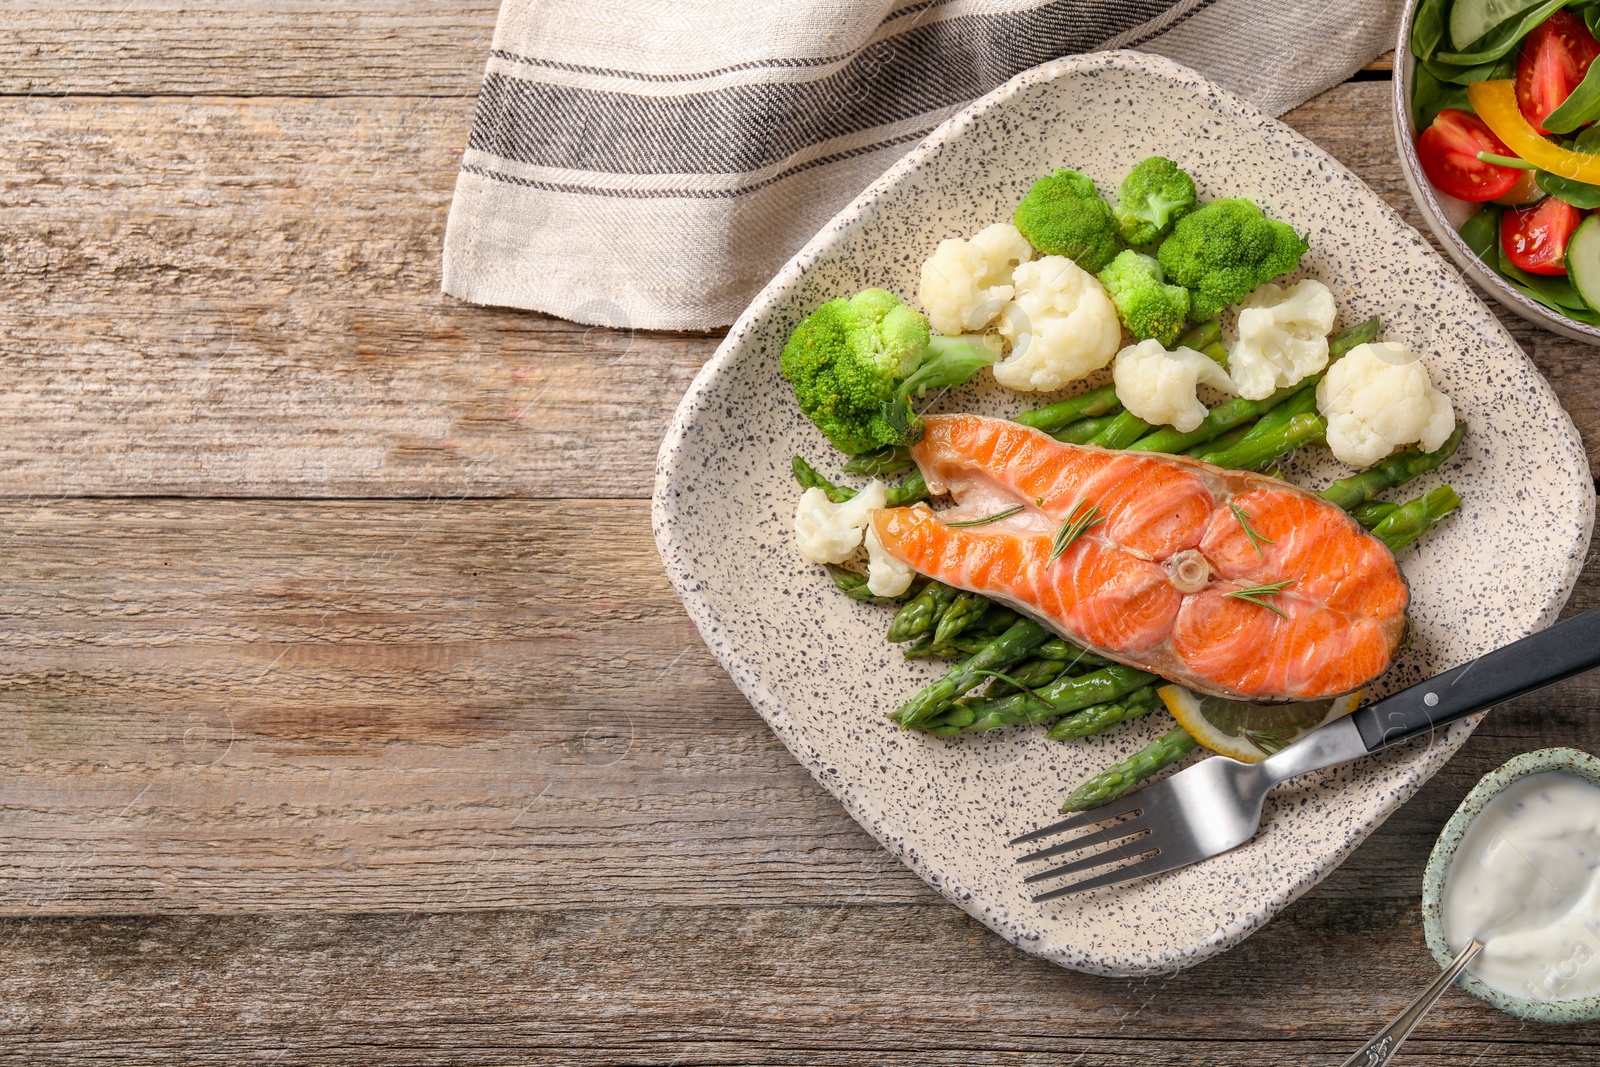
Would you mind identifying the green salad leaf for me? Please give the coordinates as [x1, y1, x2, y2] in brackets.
[1542, 59, 1600, 133]
[1412, 61, 1472, 127]
[1458, 206, 1600, 323]
[1421, 52, 1516, 87]
[1438, 0, 1570, 65]
[1536, 169, 1600, 207]
[1450, 0, 1559, 52]
[1458, 206, 1500, 260]
[1412, 0, 1449, 60]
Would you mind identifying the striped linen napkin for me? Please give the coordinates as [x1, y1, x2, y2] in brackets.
[442, 0, 1398, 331]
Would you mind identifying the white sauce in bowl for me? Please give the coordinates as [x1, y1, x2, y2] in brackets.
[1442, 772, 1600, 1002]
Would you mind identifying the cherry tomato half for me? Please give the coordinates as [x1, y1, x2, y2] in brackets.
[1517, 10, 1600, 134]
[1417, 109, 1524, 202]
[1502, 195, 1584, 274]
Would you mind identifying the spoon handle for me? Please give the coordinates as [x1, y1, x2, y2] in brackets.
[1339, 940, 1483, 1067]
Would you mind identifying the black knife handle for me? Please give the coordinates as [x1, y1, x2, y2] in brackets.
[1351, 606, 1600, 752]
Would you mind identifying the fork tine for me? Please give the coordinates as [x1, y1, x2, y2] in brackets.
[1029, 849, 1166, 902]
[1028, 841, 1213, 901]
[1008, 794, 1147, 847]
[1014, 811, 1150, 866]
[1020, 830, 1153, 885]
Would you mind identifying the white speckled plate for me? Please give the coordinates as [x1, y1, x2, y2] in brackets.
[651, 51, 1594, 977]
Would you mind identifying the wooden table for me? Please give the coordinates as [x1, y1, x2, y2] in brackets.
[1, 7, 1596, 1063]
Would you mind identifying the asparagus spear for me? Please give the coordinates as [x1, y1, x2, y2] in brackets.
[792, 456, 926, 506]
[1175, 320, 1222, 350]
[933, 590, 990, 646]
[1033, 639, 1113, 671]
[1197, 411, 1326, 472]
[890, 618, 1053, 730]
[1371, 485, 1461, 553]
[1126, 317, 1382, 458]
[978, 655, 1072, 698]
[1014, 384, 1121, 432]
[1044, 685, 1163, 741]
[1088, 410, 1153, 449]
[1051, 413, 1121, 445]
[843, 446, 912, 476]
[886, 469, 928, 507]
[928, 663, 1155, 734]
[1327, 315, 1383, 357]
[887, 581, 959, 642]
[1061, 726, 1198, 812]
[1182, 421, 1253, 457]
[826, 566, 905, 604]
[792, 455, 854, 502]
[1130, 387, 1297, 455]
[1318, 423, 1467, 511]
[1349, 500, 1399, 529]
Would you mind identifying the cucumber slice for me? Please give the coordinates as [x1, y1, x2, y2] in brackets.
[1564, 214, 1600, 312]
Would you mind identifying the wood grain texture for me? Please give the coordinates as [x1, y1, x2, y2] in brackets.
[0, 95, 714, 500]
[0, 497, 1595, 915]
[0, 10, 1597, 1060]
[0, 2, 495, 97]
[2, 898, 1597, 1063]
[1, 84, 1598, 501]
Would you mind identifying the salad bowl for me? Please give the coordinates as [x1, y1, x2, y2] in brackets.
[653, 50, 1593, 977]
[1394, 0, 1600, 343]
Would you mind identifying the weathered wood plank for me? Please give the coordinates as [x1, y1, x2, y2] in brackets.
[0, 899, 1594, 1063]
[0, 84, 1594, 501]
[0, 95, 714, 499]
[0, 1, 495, 97]
[0, 497, 1594, 915]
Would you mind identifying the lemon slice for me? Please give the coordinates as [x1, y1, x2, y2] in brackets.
[1158, 685, 1363, 763]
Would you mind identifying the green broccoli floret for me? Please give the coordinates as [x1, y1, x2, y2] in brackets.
[1156, 198, 1308, 321]
[1012, 169, 1121, 272]
[1097, 251, 1190, 346]
[780, 288, 997, 455]
[1113, 156, 1198, 246]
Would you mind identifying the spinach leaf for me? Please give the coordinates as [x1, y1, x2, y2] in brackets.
[1413, 61, 1473, 127]
[1543, 57, 1600, 132]
[1412, 0, 1449, 60]
[1536, 169, 1600, 207]
[1500, 252, 1591, 308]
[1438, 0, 1570, 65]
[1458, 206, 1502, 261]
[1450, 0, 1557, 51]
[1421, 52, 1517, 86]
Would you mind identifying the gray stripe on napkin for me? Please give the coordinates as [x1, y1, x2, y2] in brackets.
[442, 0, 1397, 331]
[468, 0, 1182, 175]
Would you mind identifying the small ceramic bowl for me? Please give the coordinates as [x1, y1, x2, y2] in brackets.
[1421, 747, 1600, 1022]
[1392, 1, 1600, 344]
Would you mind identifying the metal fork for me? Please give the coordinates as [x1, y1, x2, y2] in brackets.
[1012, 605, 1600, 901]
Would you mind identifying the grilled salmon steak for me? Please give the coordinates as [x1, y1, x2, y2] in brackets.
[870, 414, 1408, 701]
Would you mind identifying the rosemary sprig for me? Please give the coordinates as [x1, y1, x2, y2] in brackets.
[1223, 579, 1295, 618]
[1049, 501, 1103, 564]
[1243, 718, 1313, 756]
[1228, 501, 1275, 559]
[974, 669, 1053, 710]
[945, 505, 1025, 528]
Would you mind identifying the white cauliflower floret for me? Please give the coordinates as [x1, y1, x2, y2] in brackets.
[1316, 342, 1455, 468]
[793, 480, 888, 564]
[1228, 279, 1338, 401]
[862, 523, 914, 597]
[993, 256, 1122, 392]
[918, 223, 1033, 336]
[1112, 340, 1234, 434]
[921, 227, 1030, 337]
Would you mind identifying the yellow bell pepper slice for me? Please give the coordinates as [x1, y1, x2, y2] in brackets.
[1467, 79, 1600, 185]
